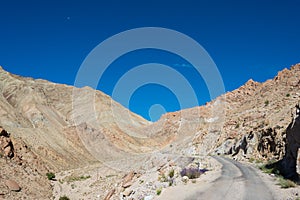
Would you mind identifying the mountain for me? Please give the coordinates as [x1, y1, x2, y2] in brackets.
[0, 63, 299, 199]
[151, 63, 300, 162]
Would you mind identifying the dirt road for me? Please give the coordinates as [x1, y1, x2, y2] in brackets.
[185, 156, 273, 200]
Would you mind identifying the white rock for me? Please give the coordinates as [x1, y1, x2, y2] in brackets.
[144, 195, 153, 200]
[182, 176, 189, 183]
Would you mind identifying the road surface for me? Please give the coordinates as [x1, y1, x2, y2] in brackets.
[185, 156, 273, 200]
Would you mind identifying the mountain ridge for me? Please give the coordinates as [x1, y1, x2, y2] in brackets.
[0, 63, 299, 199]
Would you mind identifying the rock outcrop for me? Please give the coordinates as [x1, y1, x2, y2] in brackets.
[271, 104, 300, 180]
[0, 127, 52, 199]
[203, 64, 300, 164]
[0, 127, 14, 158]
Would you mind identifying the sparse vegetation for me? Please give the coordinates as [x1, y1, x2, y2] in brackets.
[264, 100, 269, 106]
[235, 123, 240, 129]
[168, 169, 175, 178]
[277, 176, 296, 188]
[106, 174, 116, 178]
[46, 172, 55, 180]
[66, 175, 91, 183]
[259, 163, 279, 175]
[158, 169, 175, 187]
[259, 162, 297, 189]
[156, 188, 162, 195]
[59, 196, 70, 200]
[286, 93, 290, 97]
[255, 159, 263, 164]
[158, 173, 168, 182]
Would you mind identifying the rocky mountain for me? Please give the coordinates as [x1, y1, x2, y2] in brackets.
[0, 66, 162, 199]
[151, 63, 300, 164]
[0, 63, 299, 199]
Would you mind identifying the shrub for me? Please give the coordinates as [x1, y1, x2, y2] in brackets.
[180, 168, 208, 179]
[59, 195, 70, 200]
[264, 100, 269, 106]
[46, 172, 55, 180]
[286, 93, 290, 97]
[168, 169, 175, 178]
[259, 164, 279, 175]
[156, 188, 162, 195]
[158, 173, 167, 182]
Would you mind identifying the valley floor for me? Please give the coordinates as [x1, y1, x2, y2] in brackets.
[52, 155, 300, 200]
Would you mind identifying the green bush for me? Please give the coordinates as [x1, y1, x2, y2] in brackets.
[59, 196, 70, 200]
[264, 100, 269, 106]
[168, 169, 175, 178]
[156, 188, 162, 195]
[46, 172, 55, 180]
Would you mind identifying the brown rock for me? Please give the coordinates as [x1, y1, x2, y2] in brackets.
[104, 188, 115, 200]
[0, 128, 8, 137]
[122, 171, 135, 188]
[122, 181, 133, 188]
[123, 189, 133, 196]
[3, 146, 12, 157]
[4, 180, 21, 192]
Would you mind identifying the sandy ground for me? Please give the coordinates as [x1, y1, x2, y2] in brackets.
[52, 155, 300, 200]
[156, 166, 221, 200]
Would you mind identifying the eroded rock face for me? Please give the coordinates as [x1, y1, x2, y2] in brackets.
[276, 105, 300, 180]
[215, 127, 285, 160]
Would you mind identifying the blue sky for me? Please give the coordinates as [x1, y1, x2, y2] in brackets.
[0, 0, 299, 121]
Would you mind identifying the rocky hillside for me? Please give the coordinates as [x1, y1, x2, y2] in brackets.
[0, 66, 163, 171]
[0, 63, 299, 199]
[0, 66, 169, 198]
[158, 63, 300, 163]
[213, 64, 300, 161]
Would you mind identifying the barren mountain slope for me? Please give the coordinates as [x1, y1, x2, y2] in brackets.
[155, 63, 300, 162]
[0, 63, 299, 199]
[0, 66, 160, 171]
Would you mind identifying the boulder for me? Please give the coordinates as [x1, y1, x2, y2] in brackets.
[123, 189, 133, 197]
[181, 176, 189, 183]
[4, 180, 21, 192]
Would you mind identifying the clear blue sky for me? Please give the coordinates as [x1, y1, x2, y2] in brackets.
[0, 0, 299, 121]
